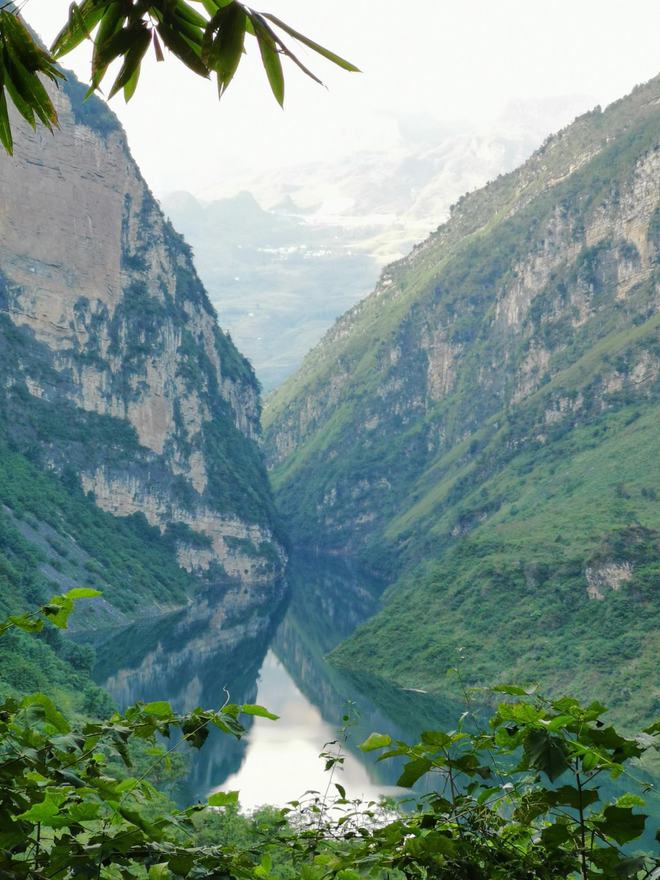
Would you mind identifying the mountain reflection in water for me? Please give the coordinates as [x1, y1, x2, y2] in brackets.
[94, 554, 460, 809]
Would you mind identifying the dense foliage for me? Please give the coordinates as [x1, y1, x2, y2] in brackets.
[0, 599, 658, 878]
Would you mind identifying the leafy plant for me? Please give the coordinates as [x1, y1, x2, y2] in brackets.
[0, 0, 359, 154]
[0, 593, 657, 878]
[0, 7, 63, 152]
[354, 685, 659, 879]
[0, 592, 281, 877]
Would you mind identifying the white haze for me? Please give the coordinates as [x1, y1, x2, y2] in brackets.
[21, 0, 660, 387]
[23, 0, 660, 199]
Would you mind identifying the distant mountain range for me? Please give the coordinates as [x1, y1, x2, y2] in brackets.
[162, 97, 592, 389]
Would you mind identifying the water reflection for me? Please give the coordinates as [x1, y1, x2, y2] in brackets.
[218, 651, 405, 810]
[94, 554, 460, 808]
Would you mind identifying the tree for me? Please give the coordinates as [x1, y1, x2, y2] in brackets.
[0, 0, 359, 154]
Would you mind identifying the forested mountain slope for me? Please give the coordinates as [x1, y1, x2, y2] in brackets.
[264, 77, 660, 721]
[0, 65, 284, 707]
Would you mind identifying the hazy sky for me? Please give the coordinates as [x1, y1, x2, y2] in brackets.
[23, 0, 660, 197]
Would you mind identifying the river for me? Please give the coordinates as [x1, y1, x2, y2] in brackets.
[91, 553, 459, 810]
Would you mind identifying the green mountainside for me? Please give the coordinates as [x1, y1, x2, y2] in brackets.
[0, 69, 284, 707]
[264, 77, 660, 722]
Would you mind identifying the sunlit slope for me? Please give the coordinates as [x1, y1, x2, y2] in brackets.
[264, 76, 659, 559]
[332, 400, 659, 722]
[264, 77, 660, 718]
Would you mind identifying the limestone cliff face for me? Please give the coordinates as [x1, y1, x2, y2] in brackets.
[265, 76, 660, 560]
[0, 71, 285, 594]
[264, 79, 659, 719]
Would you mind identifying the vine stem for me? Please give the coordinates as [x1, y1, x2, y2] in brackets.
[575, 762, 588, 880]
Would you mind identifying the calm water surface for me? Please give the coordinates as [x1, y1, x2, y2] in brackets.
[93, 554, 457, 810]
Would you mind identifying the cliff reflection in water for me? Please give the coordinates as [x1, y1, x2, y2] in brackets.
[95, 555, 461, 808]
[94, 588, 281, 805]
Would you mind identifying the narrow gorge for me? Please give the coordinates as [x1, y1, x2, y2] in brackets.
[265, 76, 660, 724]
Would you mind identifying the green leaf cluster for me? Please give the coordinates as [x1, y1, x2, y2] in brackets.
[0, 0, 359, 153]
[1, 598, 658, 878]
[0, 587, 101, 637]
[0, 10, 63, 153]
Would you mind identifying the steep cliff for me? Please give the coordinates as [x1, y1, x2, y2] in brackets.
[0, 61, 285, 707]
[264, 77, 660, 719]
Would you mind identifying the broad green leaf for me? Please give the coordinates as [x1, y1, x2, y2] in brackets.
[142, 701, 173, 718]
[358, 732, 392, 752]
[118, 805, 163, 839]
[493, 684, 536, 696]
[168, 853, 195, 875]
[22, 693, 71, 733]
[549, 785, 599, 810]
[523, 730, 569, 781]
[208, 790, 238, 807]
[497, 701, 543, 724]
[212, 712, 245, 738]
[240, 703, 279, 720]
[67, 802, 100, 822]
[41, 597, 74, 629]
[595, 806, 647, 845]
[397, 757, 432, 788]
[420, 730, 452, 748]
[8, 613, 43, 633]
[62, 587, 102, 600]
[615, 793, 645, 808]
[614, 857, 648, 878]
[540, 821, 572, 847]
[16, 789, 68, 825]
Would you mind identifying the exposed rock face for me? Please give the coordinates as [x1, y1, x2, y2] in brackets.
[585, 562, 634, 600]
[263, 77, 660, 722]
[0, 70, 285, 595]
[265, 77, 660, 559]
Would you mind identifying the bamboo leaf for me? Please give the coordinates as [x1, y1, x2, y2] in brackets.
[156, 20, 208, 77]
[109, 25, 150, 100]
[250, 15, 283, 107]
[203, 3, 245, 97]
[51, 0, 107, 58]
[262, 13, 360, 72]
[153, 29, 164, 62]
[91, 1, 125, 89]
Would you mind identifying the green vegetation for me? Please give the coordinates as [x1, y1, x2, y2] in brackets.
[0, 52, 283, 715]
[333, 407, 660, 726]
[61, 70, 119, 138]
[0, 441, 204, 710]
[265, 77, 660, 722]
[0, 444, 195, 614]
[1, 599, 658, 878]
